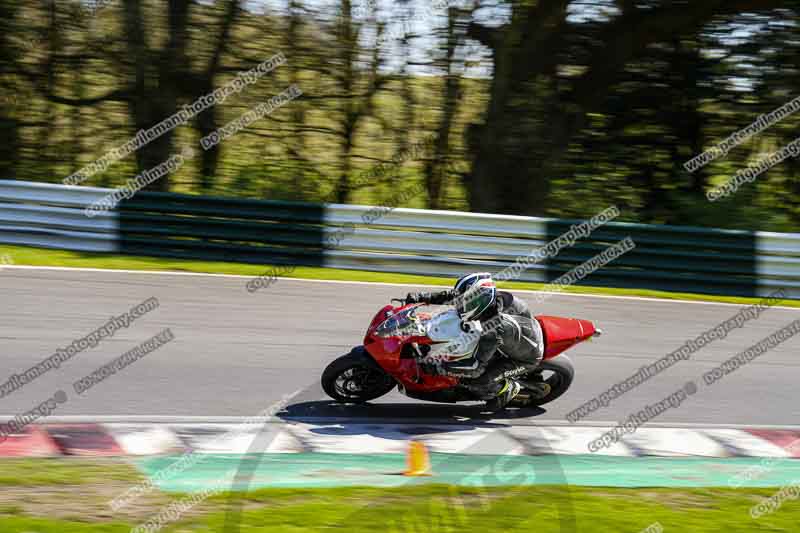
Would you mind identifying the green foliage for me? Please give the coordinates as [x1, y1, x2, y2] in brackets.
[0, 477, 798, 532]
[2, 1, 799, 231]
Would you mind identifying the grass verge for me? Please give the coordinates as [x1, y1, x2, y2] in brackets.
[1, 243, 797, 308]
[0, 458, 142, 487]
[0, 459, 797, 532]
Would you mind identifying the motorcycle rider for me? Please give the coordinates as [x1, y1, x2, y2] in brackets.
[404, 273, 544, 410]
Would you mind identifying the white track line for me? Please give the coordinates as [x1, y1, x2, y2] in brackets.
[4, 265, 798, 310]
[3, 415, 800, 430]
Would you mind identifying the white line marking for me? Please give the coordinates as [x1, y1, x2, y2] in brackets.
[3, 265, 798, 310]
[1, 264, 256, 279]
[3, 415, 800, 430]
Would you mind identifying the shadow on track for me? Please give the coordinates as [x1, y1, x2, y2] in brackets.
[279, 399, 548, 424]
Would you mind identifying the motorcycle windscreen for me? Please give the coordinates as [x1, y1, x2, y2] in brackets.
[373, 307, 418, 337]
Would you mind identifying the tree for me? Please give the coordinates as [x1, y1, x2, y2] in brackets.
[466, 0, 788, 216]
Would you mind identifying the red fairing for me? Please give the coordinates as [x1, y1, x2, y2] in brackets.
[363, 304, 458, 392]
[366, 304, 395, 334]
[361, 305, 594, 394]
[537, 315, 596, 359]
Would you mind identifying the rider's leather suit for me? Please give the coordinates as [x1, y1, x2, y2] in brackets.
[406, 290, 544, 399]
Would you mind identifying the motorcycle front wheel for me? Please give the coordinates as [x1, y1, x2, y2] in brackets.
[321, 347, 396, 403]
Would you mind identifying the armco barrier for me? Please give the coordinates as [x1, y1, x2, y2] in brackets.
[118, 190, 326, 266]
[0, 180, 798, 299]
[0, 180, 118, 252]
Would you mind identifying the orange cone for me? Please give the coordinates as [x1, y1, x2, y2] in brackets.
[404, 441, 433, 476]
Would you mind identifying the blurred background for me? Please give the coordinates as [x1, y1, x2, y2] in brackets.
[3, 4, 800, 532]
[1, 0, 799, 230]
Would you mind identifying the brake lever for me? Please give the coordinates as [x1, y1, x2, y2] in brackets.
[390, 298, 406, 305]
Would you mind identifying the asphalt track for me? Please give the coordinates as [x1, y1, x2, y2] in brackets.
[1, 266, 799, 426]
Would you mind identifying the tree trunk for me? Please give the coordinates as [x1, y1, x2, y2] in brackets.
[466, 0, 784, 215]
[0, 2, 21, 179]
[122, 0, 195, 191]
[425, 7, 461, 209]
[195, 0, 241, 192]
[286, 0, 308, 196]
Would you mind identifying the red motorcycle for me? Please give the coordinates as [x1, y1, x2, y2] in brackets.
[322, 302, 601, 408]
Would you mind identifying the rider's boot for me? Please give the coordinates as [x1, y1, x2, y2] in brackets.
[484, 379, 521, 411]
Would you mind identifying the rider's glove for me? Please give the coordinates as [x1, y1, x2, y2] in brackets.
[405, 292, 424, 304]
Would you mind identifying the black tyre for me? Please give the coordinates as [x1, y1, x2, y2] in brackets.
[321, 347, 396, 403]
[513, 355, 575, 407]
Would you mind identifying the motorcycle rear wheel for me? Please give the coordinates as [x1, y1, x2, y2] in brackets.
[512, 354, 574, 407]
[321, 347, 396, 403]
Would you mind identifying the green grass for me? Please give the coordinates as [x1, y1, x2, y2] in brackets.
[0, 458, 142, 487]
[0, 467, 797, 532]
[1, 243, 797, 309]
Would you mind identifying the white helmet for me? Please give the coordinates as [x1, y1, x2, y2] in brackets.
[453, 273, 497, 321]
